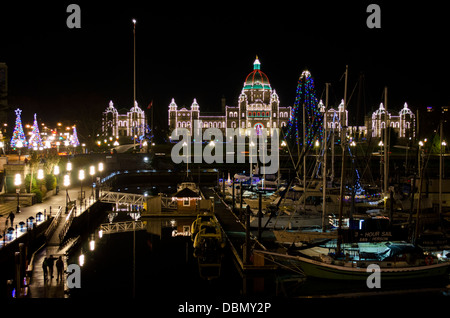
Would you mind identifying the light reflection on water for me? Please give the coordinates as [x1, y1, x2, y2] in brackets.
[66, 197, 450, 300]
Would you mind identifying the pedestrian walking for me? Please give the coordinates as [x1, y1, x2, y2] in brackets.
[47, 254, 56, 279]
[8, 211, 15, 227]
[42, 257, 48, 281]
[56, 256, 64, 282]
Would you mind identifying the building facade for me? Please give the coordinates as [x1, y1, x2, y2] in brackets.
[368, 102, 415, 139]
[102, 100, 146, 138]
[168, 57, 292, 136]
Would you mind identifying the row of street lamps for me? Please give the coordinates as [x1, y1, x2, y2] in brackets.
[13, 161, 105, 215]
[64, 161, 104, 212]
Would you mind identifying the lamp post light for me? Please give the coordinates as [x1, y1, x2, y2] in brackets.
[183, 141, 188, 178]
[16, 140, 23, 163]
[89, 165, 95, 201]
[54, 165, 60, 176]
[37, 168, 44, 181]
[64, 174, 71, 213]
[98, 162, 104, 198]
[79, 169, 85, 208]
[54, 165, 60, 194]
[14, 173, 21, 213]
[378, 140, 384, 191]
[249, 141, 255, 189]
[418, 140, 424, 177]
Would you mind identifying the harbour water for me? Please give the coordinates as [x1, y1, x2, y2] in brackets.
[67, 216, 243, 299]
[65, 172, 450, 303]
[66, 208, 450, 300]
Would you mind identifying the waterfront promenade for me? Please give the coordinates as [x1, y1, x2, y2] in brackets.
[0, 188, 92, 247]
[0, 187, 96, 298]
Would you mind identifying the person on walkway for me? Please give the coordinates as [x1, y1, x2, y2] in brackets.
[47, 254, 56, 279]
[42, 257, 48, 281]
[8, 211, 14, 227]
[56, 256, 64, 282]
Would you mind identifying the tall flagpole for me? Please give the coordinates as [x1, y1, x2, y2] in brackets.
[132, 18, 137, 104]
[131, 19, 137, 296]
[132, 18, 137, 150]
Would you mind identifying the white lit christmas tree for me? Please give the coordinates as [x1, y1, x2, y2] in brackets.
[70, 126, 80, 147]
[10, 108, 28, 148]
[28, 113, 44, 149]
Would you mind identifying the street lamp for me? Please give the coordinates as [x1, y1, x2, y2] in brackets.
[89, 165, 95, 201]
[14, 173, 21, 213]
[249, 141, 255, 188]
[183, 141, 188, 178]
[79, 169, 85, 206]
[37, 169, 44, 181]
[16, 140, 23, 163]
[64, 174, 70, 213]
[97, 162, 104, 198]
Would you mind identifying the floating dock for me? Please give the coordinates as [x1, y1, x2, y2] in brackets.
[201, 187, 277, 273]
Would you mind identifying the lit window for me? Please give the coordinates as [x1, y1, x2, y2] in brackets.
[183, 198, 190, 206]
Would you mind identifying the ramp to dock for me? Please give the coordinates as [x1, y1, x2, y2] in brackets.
[27, 207, 72, 298]
[201, 187, 276, 272]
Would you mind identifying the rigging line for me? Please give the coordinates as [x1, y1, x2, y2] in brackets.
[319, 87, 325, 101]
[259, 253, 305, 276]
[281, 129, 303, 181]
[346, 80, 359, 108]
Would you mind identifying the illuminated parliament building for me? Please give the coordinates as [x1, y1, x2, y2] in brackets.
[166, 57, 415, 141]
[168, 57, 292, 136]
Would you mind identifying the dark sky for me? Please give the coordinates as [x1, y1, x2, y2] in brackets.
[0, 1, 448, 131]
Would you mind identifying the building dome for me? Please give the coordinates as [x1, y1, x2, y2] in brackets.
[372, 103, 390, 119]
[243, 57, 271, 90]
[399, 102, 414, 117]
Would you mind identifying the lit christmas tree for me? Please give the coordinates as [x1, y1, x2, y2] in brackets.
[70, 126, 80, 147]
[10, 108, 28, 148]
[28, 113, 44, 149]
[286, 70, 323, 147]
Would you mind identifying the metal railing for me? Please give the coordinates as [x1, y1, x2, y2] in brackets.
[161, 197, 177, 209]
[99, 220, 143, 235]
[59, 206, 76, 245]
[44, 206, 63, 241]
[100, 191, 145, 207]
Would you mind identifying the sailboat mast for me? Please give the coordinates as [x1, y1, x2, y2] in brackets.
[303, 103, 307, 211]
[322, 83, 330, 231]
[384, 86, 389, 198]
[132, 18, 137, 150]
[439, 120, 443, 217]
[337, 65, 348, 256]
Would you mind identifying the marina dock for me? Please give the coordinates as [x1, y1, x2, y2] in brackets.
[201, 187, 277, 273]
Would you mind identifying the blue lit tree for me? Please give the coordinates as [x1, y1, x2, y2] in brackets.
[286, 70, 323, 147]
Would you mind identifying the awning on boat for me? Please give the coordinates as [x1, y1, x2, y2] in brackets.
[380, 242, 423, 260]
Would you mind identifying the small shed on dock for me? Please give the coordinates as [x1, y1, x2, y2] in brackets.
[172, 187, 202, 214]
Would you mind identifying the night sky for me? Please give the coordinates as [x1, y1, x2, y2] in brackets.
[0, 1, 448, 135]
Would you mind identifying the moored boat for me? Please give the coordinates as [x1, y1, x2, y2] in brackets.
[258, 243, 450, 281]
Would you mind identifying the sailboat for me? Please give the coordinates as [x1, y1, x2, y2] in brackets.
[259, 243, 450, 281]
[258, 68, 450, 281]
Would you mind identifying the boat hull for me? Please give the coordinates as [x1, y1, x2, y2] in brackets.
[295, 256, 450, 281]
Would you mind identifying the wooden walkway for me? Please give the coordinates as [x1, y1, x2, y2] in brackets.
[27, 209, 69, 298]
[201, 187, 276, 273]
